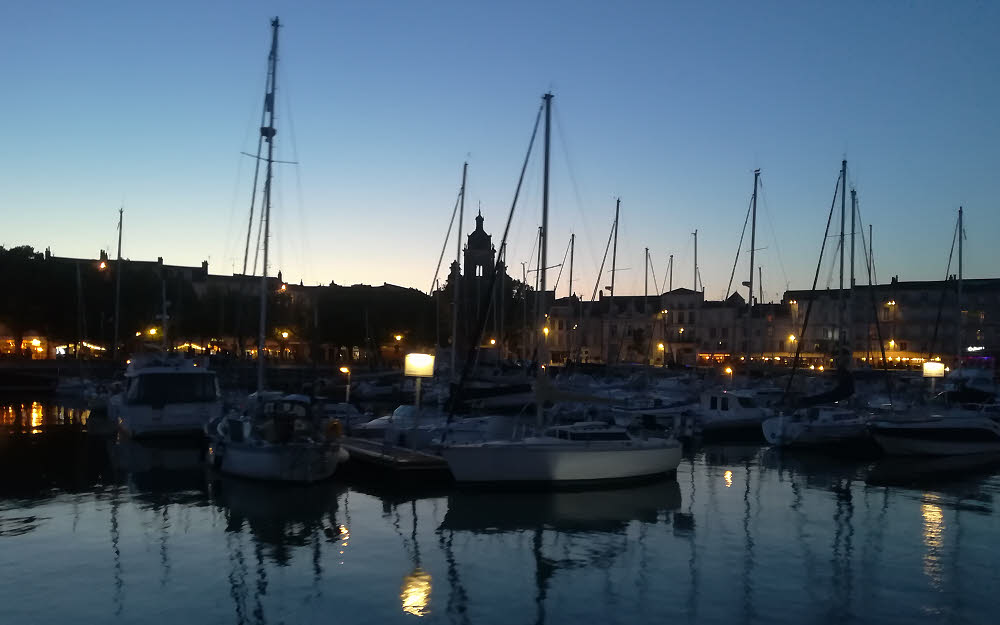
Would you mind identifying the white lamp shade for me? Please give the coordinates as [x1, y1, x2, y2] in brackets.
[405, 353, 435, 377]
[923, 362, 945, 378]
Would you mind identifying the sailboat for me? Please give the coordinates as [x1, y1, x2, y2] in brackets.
[441, 93, 682, 485]
[206, 17, 342, 482]
[762, 161, 869, 449]
[869, 206, 1000, 456]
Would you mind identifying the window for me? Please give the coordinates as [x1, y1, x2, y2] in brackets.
[127, 373, 218, 405]
[709, 327, 717, 338]
[710, 396, 718, 410]
[557, 320, 564, 330]
[475, 265, 483, 277]
[721, 397, 729, 411]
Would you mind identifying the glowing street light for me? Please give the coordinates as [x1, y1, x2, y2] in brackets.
[489, 338, 496, 345]
[135, 331, 141, 337]
[339, 366, 351, 402]
[657, 343, 665, 351]
[788, 334, 796, 342]
[543, 327, 549, 338]
[148, 328, 157, 336]
[98, 261, 107, 270]
[281, 331, 289, 339]
[279, 283, 287, 292]
[395, 334, 403, 342]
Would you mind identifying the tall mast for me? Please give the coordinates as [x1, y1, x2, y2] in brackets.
[608, 198, 620, 364]
[669, 254, 673, 291]
[692, 230, 698, 291]
[537, 92, 552, 429]
[256, 16, 280, 395]
[538, 93, 552, 371]
[957, 206, 964, 369]
[850, 187, 857, 362]
[839, 159, 847, 355]
[112, 207, 123, 362]
[452, 162, 467, 380]
[747, 170, 759, 359]
[568, 233, 575, 299]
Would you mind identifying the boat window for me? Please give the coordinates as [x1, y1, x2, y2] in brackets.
[127, 373, 218, 405]
[710, 396, 718, 410]
[737, 397, 756, 408]
[721, 397, 729, 411]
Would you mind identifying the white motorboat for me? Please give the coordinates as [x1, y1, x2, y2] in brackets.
[762, 405, 869, 448]
[111, 354, 222, 438]
[441, 421, 682, 485]
[207, 394, 345, 482]
[869, 412, 1000, 456]
[696, 389, 771, 440]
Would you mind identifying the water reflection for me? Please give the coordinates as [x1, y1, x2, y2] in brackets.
[401, 567, 433, 617]
[0, 401, 90, 432]
[921, 495, 945, 588]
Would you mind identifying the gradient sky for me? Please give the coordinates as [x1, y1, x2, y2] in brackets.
[3, 1, 998, 301]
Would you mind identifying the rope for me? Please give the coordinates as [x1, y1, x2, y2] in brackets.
[725, 192, 754, 300]
[429, 190, 463, 294]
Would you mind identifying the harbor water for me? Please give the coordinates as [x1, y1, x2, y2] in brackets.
[1, 401, 999, 624]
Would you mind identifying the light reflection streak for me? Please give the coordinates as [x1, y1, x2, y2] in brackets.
[724, 470, 734, 488]
[922, 495, 945, 588]
[401, 568, 432, 617]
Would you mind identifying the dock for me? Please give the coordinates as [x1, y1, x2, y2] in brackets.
[339, 437, 452, 481]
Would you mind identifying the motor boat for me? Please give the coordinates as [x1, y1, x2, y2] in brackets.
[111, 354, 222, 438]
[441, 421, 682, 485]
[206, 393, 345, 482]
[696, 389, 771, 440]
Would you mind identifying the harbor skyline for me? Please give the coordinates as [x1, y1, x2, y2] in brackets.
[3, 1, 998, 297]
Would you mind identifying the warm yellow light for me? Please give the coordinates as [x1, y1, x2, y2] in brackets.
[281, 331, 289, 339]
[339, 366, 350, 374]
[35, 347, 43, 353]
[923, 362, 945, 378]
[945, 367, 950, 372]
[724, 470, 733, 488]
[724, 367, 732, 375]
[404, 353, 435, 377]
[99, 261, 107, 270]
[934, 356, 941, 362]
[489, 338, 496, 345]
[401, 568, 432, 617]
[394, 334, 403, 341]
[279, 283, 287, 292]
[888, 339, 896, 348]
[679, 328, 684, 334]
[148, 328, 157, 336]
[135, 331, 141, 337]
[657, 343, 665, 350]
[774, 356, 781, 361]
[810, 364, 815, 370]
[660, 309, 668, 314]
[30, 339, 41, 347]
[788, 335, 796, 342]
[818, 365, 825, 371]
[543, 327, 549, 337]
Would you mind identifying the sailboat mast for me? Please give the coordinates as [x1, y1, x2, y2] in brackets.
[669, 254, 673, 292]
[957, 206, 964, 369]
[257, 16, 280, 395]
[747, 170, 759, 358]
[608, 198, 620, 365]
[644, 247, 649, 300]
[850, 188, 857, 362]
[568, 234, 574, 299]
[452, 162, 467, 380]
[839, 159, 847, 355]
[112, 207, 123, 362]
[538, 93, 552, 368]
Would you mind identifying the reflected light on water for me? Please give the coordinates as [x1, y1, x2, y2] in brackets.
[401, 568, 432, 617]
[31, 402, 44, 433]
[921, 496, 945, 587]
[724, 470, 734, 488]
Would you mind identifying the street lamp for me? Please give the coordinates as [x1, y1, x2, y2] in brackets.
[339, 366, 351, 403]
[281, 331, 289, 339]
[395, 334, 403, 342]
[148, 327, 157, 336]
[99, 261, 107, 270]
[489, 338, 496, 345]
[725, 366, 733, 383]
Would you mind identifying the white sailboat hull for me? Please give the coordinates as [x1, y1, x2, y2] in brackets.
[441, 440, 682, 484]
[762, 416, 868, 448]
[870, 417, 1000, 456]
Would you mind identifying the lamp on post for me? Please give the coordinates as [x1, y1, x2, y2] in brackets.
[339, 366, 351, 403]
[405, 353, 435, 449]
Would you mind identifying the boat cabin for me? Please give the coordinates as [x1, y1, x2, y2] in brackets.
[544, 422, 631, 442]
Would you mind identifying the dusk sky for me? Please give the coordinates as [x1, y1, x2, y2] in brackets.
[3, 1, 997, 301]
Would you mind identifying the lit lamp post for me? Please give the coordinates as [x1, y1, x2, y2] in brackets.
[339, 366, 351, 403]
[658, 342, 665, 368]
[725, 366, 733, 384]
[405, 353, 435, 449]
[923, 360, 944, 394]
